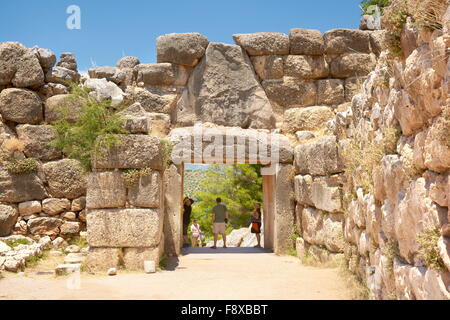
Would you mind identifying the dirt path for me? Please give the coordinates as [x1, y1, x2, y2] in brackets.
[0, 247, 351, 300]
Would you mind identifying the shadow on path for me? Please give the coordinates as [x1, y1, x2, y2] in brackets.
[182, 247, 271, 255]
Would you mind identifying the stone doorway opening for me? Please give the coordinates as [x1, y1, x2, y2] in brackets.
[180, 163, 274, 251]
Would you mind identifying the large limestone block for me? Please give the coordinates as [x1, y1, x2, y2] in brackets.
[0, 88, 43, 124]
[0, 204, 19, 236]
[393, 258, 416, 300]
[116, 56, 140, 69]
[423, 171, 448, 207]
[57, 52, 77, 71]
[118, 102, 152, 134]
[86, 171, 126, 209]
[294, 174, 313, 206]
[84, 78, 124, 107]
[157, 33, 209, 67]
[123, 247, 160, 271]
[163, 165, 182, 256]
[0, 42, 44, 88]
[282, 106, 334, 134]
[125, 86, 178, 114]
[273, 164, 295, 255]
[381, 155, 409, 204]
[395, 178, 448, 263]
[45, 94, 84, 123]
[330, 53, 376, 78]
[311, 176, 343, 213]
[423, 116, 450, 173]
[233, 32, 289, 56]
[322, 214, 345, 253]
[92, 135, 164, 170]
[42, 159, 87, 200]
[168, 125, 293, 164]
[422, 269, 450, 300]
[87, 208, 163, 247]
[284, 55, 329, 79]
[18, 201, 42, 216]
[182, 42, 276, 129]
[262, 79, 317, 109]
[30, 46, 56, 73]
[250, 55, 284, 80]
[86, 248, 120, 272]
[42, 198, 71, 215]
[27, 217, 63, 238]
[317, 79, 345, 105]
[294, 136, 344, 176]
[16, 124, 62, 161]
[289, 28, 324, 55]
[438, 236, 450, 272]
[135, 63, 190, 86]
[0, 166, 47, 203]
[88, 66, 125, 85]
[128, 170, 161, 208]
[323, 29, 371, 54]
[45, 66, 80, 84]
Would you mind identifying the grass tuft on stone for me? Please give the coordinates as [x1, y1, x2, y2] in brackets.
[417, 228, 446, 271]
[6, 158, 38, 175]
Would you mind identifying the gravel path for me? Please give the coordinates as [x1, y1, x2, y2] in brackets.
[0, 247, 350, 300]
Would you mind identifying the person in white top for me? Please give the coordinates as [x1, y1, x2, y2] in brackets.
[190, 219, 203, 247]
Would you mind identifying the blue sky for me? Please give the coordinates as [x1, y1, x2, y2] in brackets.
[0, 0, 363, 71]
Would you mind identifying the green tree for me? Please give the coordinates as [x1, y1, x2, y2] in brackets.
[190, 164, 263, 240]
[50, 84, 128, 170]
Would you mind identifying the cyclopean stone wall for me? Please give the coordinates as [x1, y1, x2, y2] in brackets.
[0, 43, 87, 245]
[292, 5, 450, 300]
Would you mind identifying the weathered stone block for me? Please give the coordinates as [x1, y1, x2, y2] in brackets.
[0, 167, 47, 203]
[0, 88, 43, 124]
[289, 28, 324, 55]
[45, 94, 84, 123]
[27, 217, 63, 238]
[317, 79, 345, 105]
[18, 201, 42, 216]
[273, 164, 295, 255]
[294, 174, 313, 206]
[233, 32, 290, 56]
[43, 159, 87, 200]
[87, 208, 162, 247]
[294, 136, 344, 176]
[282, 106, 334, 134]
[86, 171, 126, 209]
[60, 221, 80, 236]
[262, 79, 317, 108]
[128, 170, 161, 208]
[330, 53, 376, 78]
[135, 63, 190, 86]
[323, 29, 371, 54]
[16, 124, 62, 161]
[183, 42, 276, 129]
[0, 204, 19, 237]
[0, 42, 45, 88]
[92, 135, 164, 170]
[163, 165, 183, 256]
[284, 55, 329, 79]
[86, 247, 120, 272]
[311, 176, 343, 213]
[250, 55, 284, 80]
[157, 33, 209, 67]
[123, 247, 160, 271]
[42, 198, 71, 215]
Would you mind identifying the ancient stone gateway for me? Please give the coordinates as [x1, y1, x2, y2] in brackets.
[85, 125, 296, 271]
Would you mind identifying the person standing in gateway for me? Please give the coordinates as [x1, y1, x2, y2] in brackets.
[211, 198, 229, 249]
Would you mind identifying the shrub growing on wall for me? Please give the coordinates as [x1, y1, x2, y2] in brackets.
[360, 0, 391, 14]
[50, 84, 128, 170]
